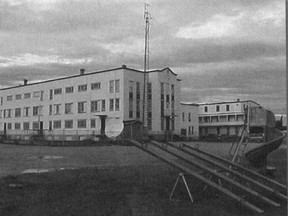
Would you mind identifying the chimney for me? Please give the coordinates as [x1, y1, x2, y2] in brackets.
[23, 79, 28, 86]
[80, 68, 85, 75]
[122, 64, 127, 68]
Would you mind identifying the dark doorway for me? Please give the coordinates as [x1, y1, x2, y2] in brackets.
[39, 121, 43, 135]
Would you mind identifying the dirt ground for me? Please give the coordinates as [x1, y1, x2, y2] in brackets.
[0, 141, 286, 216]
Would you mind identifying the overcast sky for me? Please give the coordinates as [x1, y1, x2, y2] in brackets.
[0, 0, 285, 114]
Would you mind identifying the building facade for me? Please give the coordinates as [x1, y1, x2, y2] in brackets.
[0, 65, 181, 140]
[198, 100, 259, 138]
[179, 103, 199, 140]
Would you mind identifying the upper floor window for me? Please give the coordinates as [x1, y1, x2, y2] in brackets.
[54, 88, 62, 95]
[78, 84, 87, 92]
[15, 94, 21, 100]
[91, 82, 101, 90]
[109, 99, 114, 111]
[7, 95, 12, 101]
[226, 105, 230, 111]
[23, 107, 29, 117]
[182, 112, 185, 122]
[78, 101, 86, 113]
[15, 108, 21, 117]
[54, 104, 61, 115]
[53, 120, 61, 129]
[115, 80, 120, 92]
[115, 98, 120, 111]
[66, 86, 74, 93]
[109, 80, 114, 93]
[33, 106, 41, 116]
[33, 91, 41, 98]
[91, 100, 101, 112]
[24, 93, 31, 99]
[77, 119, 87, 128]
[204, 106, 208, 112]
[65, 103, 73, 114]
[216, 105, 220, 112]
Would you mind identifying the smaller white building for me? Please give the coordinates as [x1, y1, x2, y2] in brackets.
[179, 103, 199, 140]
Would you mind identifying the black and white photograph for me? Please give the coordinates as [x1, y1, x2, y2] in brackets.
[0, 0, 286, 215]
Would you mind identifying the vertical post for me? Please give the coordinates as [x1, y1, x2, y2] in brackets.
[143, 3, 150, 131]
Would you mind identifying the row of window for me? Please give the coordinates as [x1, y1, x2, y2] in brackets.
[182, 112, 193, 122]
[204, 105, 230, 113]
[1, 79, 120, 104]
[1, 91, 43, 104]
[0, 99, 120, 119]
[4, 119, 100, 130]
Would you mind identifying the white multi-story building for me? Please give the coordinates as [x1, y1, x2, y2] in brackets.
[198, 100, 259, 138]
[179, 103, 199, 140]
[0, 65, 181, 140]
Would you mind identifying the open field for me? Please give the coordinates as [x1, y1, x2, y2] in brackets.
[0, 141, 286, 215]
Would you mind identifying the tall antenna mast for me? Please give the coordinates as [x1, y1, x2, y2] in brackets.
[143, 3, 150, 129]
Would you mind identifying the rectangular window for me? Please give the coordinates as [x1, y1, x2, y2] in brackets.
[109, 99, 114, 111]
[7, 95, 12, 101]
[129, 100, 133, 118]
[91, 119, 96, 128]
[15, 94, 21, 100]
[77, 119, 86, 128]
[54, 104, 61, 115]
[166, 83, 170, 94]
[102, 100, 106, 111]
[4, 109, 12, 118]
[33, 106, 40, 116]
[182, 112, 185, 122]
[78, 102, 86, 113]
[15, 123, 21, 130]
[115, 98, 120, 111]
[24, 93, 31, 99]
[65, 103, 73, 114]
[54, 88, 62, 95]
[65, 120, 73, 129]
[53, 121, 61, 129]
[109, 80, 114, 93]
[188, 113, 191, 122]
[7, 123, 12, 130]
[204, 106, 208, 112]
[24, 107, 29, 117]
[0, 97, 3, 105]
[115, 80, 120, 92]
[136, 82, 140, 92]
[33, 122, 39, 130]
[216, 105, 220, 112]
[50, 90, 53, 100]
[0, 110, 2, 118]
[91, 82, 101, 90]
[49, 105, 52, 115]
[33, 91, 41, 98]
[161, 83, 164, 94]
[23, 122, 29, 130]
[15, 108, 21, 117]
[226, 105, 230, 111]
[65, 86, 74, 93]
[136, 100, 140, 119]
[129, 81, 133, 92]
[78, 84, 87, 92]
[91, 100, 100, 112]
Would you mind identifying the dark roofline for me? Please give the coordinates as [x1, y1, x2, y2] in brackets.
[181, 102, 199, 107]
[148, 67, 178, 76]
[0, 65, 177, 91]
[197, 100, 259, 106]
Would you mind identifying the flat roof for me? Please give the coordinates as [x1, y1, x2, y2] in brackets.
[0, 65, 178, 91]
[197, 100, 259, 106]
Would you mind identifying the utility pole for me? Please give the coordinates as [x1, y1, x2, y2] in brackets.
[143, 3, 150, 130]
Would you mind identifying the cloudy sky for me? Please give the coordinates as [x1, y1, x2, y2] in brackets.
[0, 0, 285, 114]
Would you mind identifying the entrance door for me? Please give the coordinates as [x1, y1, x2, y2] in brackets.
[100, 116, 106, 135]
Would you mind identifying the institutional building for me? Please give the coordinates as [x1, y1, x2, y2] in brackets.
[0, 65, 181, 140]
[198, 100, 260, 138]
[179, 103, 199, 140]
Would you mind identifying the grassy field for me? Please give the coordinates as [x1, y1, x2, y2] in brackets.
[0, 141, 286, 216]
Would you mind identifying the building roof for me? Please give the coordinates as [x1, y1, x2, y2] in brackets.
[197, 100, 259, 106]
[0, 65, 178, 91]
[180, 102, 199, 107]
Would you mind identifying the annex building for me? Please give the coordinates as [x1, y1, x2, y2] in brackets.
[198, 100, 260, 138]
[0, 65, 181, 141]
